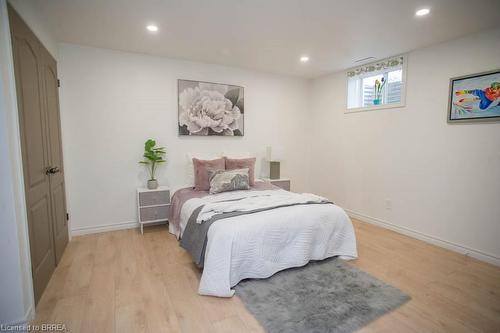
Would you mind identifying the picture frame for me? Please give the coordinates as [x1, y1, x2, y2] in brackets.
[178, 79, 244, 136]
[447, 69, 500, 123]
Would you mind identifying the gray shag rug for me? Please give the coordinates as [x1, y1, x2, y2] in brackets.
[235, 257, 410, 333]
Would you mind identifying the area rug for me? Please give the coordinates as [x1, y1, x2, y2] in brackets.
[235, 257, 410, 333]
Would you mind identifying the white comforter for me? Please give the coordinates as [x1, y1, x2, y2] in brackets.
[179, 189, 358, 297]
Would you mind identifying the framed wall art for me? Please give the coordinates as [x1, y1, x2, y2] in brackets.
[448, 69, 500, 123]
[178, 79, 244, 136]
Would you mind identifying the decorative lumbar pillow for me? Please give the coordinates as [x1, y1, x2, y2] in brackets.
[208, 168, 250, 194]
[193, 157, 225, 191]
[225, 157, 256, 186]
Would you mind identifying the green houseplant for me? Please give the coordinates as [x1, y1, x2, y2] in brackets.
[139, 139, 166, 189]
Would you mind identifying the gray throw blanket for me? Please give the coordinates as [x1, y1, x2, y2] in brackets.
[180, 201, 332, 268]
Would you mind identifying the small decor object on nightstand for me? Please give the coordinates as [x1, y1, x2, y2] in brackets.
[139, 139, 166, 189]
[137, 186, 171, 234]
[264, 178, 291, 191]
[266, 146, 284, 180]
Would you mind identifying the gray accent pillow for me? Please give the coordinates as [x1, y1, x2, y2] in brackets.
[208, 168, 250, 194]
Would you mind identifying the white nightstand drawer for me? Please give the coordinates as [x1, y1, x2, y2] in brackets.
[140, 205, 170, 222]
[264, 178, 291, 191]
[272, 180, 290, 191]
[139, 190, 170, 206]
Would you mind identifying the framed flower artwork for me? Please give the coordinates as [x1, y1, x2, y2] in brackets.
[178, 79, 244, 136]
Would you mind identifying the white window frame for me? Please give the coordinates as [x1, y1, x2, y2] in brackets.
[345, 54, 408, 113]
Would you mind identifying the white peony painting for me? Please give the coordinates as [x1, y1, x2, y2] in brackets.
[178, 80, 244, 136]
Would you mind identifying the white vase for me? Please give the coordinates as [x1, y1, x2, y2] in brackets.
[147, 179, 158, 189]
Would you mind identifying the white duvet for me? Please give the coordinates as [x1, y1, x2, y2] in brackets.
[179, 189, 358, 297]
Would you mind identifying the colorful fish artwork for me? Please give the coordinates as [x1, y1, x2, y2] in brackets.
[449, 70, 500, 122]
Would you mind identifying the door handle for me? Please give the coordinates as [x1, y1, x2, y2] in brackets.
[46, 166, 60, 175]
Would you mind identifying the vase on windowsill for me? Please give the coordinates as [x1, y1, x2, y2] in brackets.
[373, 77, 385, 106]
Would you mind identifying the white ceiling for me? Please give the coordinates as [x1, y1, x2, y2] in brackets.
[31, 0, 500, 78]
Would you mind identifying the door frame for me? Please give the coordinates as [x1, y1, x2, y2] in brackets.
[0, 0, 36, 323]
[8, 0, 71, 308]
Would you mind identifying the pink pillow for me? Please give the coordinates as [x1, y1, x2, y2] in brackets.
[193, 158, 225, 191]
[225, 157, 256, 186]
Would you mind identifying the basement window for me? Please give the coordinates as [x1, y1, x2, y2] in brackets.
[346, 55, 407, 112]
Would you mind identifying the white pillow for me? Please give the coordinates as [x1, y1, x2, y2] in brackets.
[186, 152, 222, 185]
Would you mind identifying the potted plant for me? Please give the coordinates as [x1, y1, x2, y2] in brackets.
[373, 77, 386, 105]
[139, 139, 166, 189]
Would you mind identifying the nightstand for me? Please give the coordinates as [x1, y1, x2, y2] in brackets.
[264, 178, 291, 191]
[137, 186, 171, 234]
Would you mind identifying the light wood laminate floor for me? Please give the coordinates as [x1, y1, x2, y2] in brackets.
[33, 220, 500, 332]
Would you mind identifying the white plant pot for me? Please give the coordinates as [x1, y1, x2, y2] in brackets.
[147, 179, 158, 190]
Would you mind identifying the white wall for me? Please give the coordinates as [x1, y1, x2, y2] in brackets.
[58, 43, 310, 234]
[0, 0, 35, 325]
[308, 28, 500, 265]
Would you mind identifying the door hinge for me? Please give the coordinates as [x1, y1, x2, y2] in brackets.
[66, 213, 69, 221]
[57, 79, 61, 88]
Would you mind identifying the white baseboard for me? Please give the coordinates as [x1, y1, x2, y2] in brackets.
[71, 220, 138, 236]
[345, 209, 500, 267]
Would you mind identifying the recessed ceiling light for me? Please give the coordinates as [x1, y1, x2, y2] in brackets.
[146, 24, 159, 32]
[300, 56, 309, 63]
[415, 8, 430, 16]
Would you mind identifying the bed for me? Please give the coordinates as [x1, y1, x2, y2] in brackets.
[168, 180, 357, 297]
